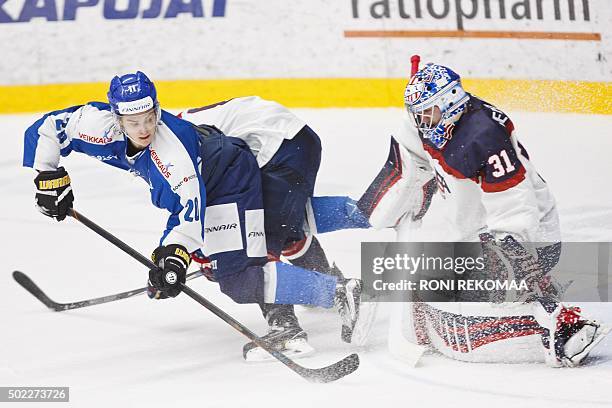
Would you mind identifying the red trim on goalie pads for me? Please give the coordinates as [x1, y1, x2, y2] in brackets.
[422, 304, 543, 353]
[371, 143, 403, 213]
[359, 138, 403, 216]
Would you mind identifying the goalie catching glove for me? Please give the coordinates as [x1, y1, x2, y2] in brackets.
[33, 167, 74, 221]
[147, 244, 190, 299]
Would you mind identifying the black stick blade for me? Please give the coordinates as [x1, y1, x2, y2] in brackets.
[13, 271, 61, 311]
[299, 353, 360, 383]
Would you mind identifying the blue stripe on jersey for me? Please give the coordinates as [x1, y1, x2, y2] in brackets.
[160, 213, 181, 246]
[23, 105, 82, 167]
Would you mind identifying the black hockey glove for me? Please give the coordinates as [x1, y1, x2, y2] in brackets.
[147, 244, 190, 299]
[33, 167, 74, 221]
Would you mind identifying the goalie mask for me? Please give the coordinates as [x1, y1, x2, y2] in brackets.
[404, 63, 469, 149]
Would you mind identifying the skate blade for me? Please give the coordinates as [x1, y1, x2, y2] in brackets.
[243, 338, 315, 363]
[348, 302, 379, 346]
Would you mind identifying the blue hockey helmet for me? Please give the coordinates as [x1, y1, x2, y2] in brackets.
[107, 71, 159, 116]
[404, 63, 469, 149]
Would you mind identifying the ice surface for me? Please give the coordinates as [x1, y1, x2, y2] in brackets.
[1, 109, 610, 407]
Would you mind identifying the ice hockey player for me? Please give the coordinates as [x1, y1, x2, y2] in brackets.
[22, 71, 363, 361]
[401, 61, 608, 367]
[309, 60, 609, 367]
[177, 96, 350, 358]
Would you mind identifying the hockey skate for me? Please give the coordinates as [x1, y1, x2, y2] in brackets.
[537, 304, 610, 368]
[243, 304, 314, 362]
[335, 278, 378, 345]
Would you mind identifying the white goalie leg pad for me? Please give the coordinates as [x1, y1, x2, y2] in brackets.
[367, 140, 436, 230]
[417, 302, 544, 363]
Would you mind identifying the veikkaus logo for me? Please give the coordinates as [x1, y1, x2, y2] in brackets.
[150, 149, 172, 179]
[351, 0, 592, 30]
[1, 0, 227, 23]
[79, 133, 112, 144]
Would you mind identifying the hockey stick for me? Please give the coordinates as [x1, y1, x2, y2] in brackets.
[12, 270, 203, 312]
[67, 208, 360, 383]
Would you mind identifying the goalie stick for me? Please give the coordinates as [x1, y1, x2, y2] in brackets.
[388, 302, 426, 367]
[64, 208, 359, 383]
[12, 270, 203, 312]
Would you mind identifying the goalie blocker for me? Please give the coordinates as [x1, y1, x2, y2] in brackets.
[305, 136, 437, 235]
[357, 136, 436, 230]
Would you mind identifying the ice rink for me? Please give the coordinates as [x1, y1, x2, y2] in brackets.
[1, 108, 611, 407]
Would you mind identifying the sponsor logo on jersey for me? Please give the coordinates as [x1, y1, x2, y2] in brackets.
[205, 223, 238, 233]
[150, 149, 172, 178]
[172, 174, 197, 192]
[78, 133, 113, 145]
[1, 0, 227, 23]
[248, 231, 265, 237]
[95, 154, 119, 162]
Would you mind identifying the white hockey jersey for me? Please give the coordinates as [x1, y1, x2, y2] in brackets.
[178, 96, 306, 167]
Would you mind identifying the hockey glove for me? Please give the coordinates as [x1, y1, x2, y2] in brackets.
[147, 244, 190, 299]
[33, 167, 74, 221]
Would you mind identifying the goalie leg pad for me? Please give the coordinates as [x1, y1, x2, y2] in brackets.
[416, 303, 545, 363]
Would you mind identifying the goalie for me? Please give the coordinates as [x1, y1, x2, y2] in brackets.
[309, 59, 609, 367]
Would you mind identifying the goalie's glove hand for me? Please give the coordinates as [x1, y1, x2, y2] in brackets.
[33, 167, 74, 221]
[147, 244, 190, 299]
